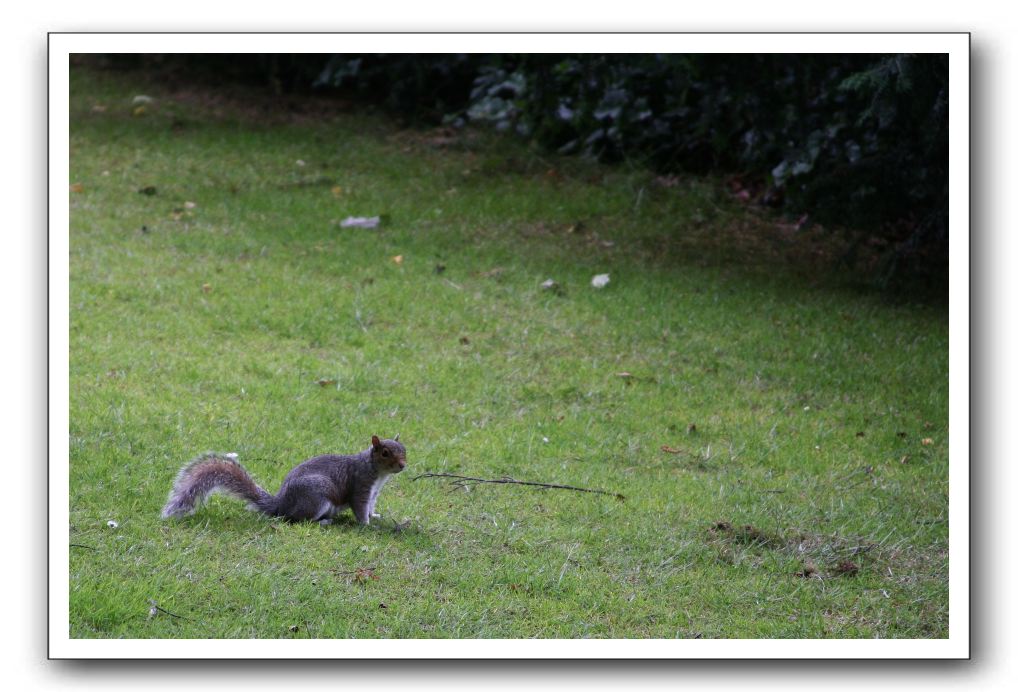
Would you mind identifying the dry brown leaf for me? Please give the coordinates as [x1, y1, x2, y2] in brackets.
[354, 567, 378, 583]
[660, 445, 685, 454]
[833, 560, 859, 576]
[392, 255, 404, 265]
[69, 183, 84, 193]
[316, 378, 337, 387]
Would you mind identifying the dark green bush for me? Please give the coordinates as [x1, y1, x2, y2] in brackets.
[314, 53, 948, 287]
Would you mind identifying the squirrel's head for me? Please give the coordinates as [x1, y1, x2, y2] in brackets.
[370, 434, 407, 474]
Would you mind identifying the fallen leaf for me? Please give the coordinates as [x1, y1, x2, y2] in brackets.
[316, 378, 337, 387]
[201, 283, 212, 294]
[833, 560, 859, 576]
[354, 567, 378, 583]
[391, 255, 404, 265]
[591, 273, 610, 288]
[660, 445, 685, 454]
[921, 438, 934, 446]
[132, 105, 147, 117]
[331, 185, 343, 197]
[69, 183, 84, 193]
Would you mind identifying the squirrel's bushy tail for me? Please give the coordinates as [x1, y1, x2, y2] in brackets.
[161, 454, 274, 519]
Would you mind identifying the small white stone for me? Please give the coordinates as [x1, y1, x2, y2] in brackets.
[591, 273, 610, 289]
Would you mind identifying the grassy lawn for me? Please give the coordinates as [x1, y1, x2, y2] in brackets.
[67, 66, 949, 639]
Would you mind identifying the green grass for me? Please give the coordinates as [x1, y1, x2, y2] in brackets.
[68, 67, 950, 639]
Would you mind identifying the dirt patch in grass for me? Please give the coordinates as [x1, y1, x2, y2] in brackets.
[709, 520, 880, 577]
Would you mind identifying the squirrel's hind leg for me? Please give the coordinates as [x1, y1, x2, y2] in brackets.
[274, 476, 336, 523]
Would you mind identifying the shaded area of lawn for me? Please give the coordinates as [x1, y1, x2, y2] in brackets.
[68, 67, 949, 638]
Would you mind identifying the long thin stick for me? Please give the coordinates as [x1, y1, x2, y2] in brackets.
[148, 601, 188, 620]
[412, 472, 625, 501]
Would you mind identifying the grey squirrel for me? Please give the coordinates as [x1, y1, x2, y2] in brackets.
[160, 435, 407, 525]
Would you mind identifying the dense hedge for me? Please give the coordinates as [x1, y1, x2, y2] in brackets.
[102, 53, 950, 288]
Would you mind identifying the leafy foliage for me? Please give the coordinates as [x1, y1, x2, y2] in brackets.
[314, 53, 950, 287]
[95, 53, 951, 289]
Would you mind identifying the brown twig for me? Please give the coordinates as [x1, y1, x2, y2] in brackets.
[413, 472, 625, 501]
[332, 566, 378, 575]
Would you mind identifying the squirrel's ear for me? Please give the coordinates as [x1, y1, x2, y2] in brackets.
[371, 435, 381, 449]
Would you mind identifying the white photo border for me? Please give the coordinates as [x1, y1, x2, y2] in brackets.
[49, 32, 970, 659]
